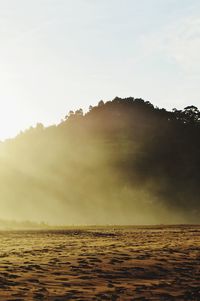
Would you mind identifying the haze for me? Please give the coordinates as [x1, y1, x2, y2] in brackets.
[1, 0, 200, 140]
[0, 97, 199, 225]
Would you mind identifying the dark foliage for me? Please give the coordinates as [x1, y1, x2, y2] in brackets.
[1, 97, 199, 224]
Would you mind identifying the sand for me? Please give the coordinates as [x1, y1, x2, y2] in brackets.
[0, 225, 199, 300]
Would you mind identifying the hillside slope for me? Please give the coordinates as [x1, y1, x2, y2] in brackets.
[0, 97, 199, 224]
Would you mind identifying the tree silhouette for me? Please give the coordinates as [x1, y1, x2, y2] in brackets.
[1, 96, 200, 223]
[183, 105, 200, 124]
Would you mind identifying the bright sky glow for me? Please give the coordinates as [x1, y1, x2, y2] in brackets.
[0, 0, 200, 140]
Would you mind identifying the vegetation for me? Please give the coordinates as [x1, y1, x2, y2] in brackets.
[0, 97, 199, 224]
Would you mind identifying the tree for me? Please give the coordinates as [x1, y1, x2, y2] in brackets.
[65, 110, 74, 120]
[98, 100, 104, 107]
[183, 105, 200, 124]
[75, 108, 83, 116]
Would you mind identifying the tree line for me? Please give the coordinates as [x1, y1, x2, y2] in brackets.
[1, 97, 199, 224]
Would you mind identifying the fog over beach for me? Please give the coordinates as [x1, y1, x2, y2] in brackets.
[0, 98, 199, 225]
[0, 1, 199, 300]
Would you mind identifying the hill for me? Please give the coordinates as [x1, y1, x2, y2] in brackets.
[0, 97, 199, 224]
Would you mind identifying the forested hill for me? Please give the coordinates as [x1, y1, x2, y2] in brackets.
[0, 97, 199, 225]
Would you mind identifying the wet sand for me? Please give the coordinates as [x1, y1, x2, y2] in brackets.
[0, 225, 199, 300]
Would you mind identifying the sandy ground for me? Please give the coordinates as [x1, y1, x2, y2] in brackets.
[0, 225, 199, 300]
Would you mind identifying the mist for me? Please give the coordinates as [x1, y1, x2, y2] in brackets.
[0, 97, 199, 226]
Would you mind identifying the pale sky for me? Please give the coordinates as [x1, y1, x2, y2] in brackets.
[0, 0, 200, 140]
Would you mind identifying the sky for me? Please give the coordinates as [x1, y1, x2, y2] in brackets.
[0, 0, 200, 140]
